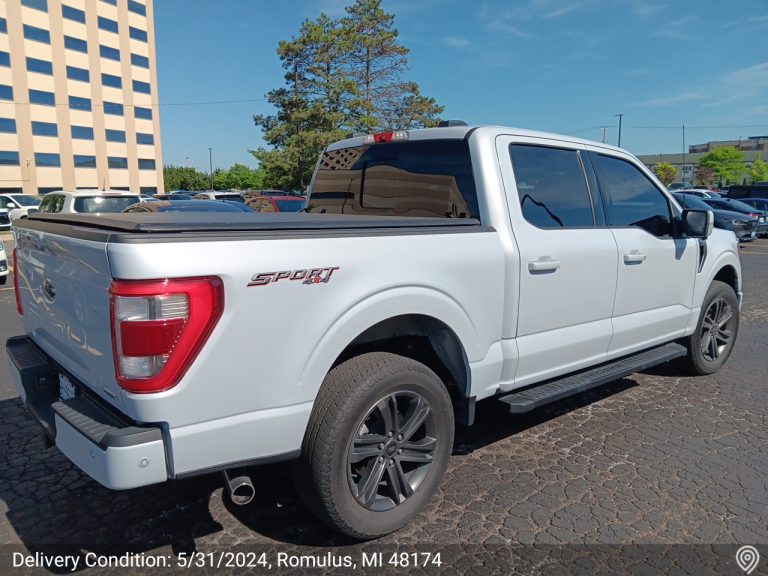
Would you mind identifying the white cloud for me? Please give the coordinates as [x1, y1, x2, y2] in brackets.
[631, 1, 666, 17]
[443, 36, 471, 49]
[631, 92, 706, 108]
[543, 2, 583, 18]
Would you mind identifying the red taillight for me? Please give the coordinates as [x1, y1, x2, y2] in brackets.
[110, 277, 224, 393]
[13, 249, 22, 315]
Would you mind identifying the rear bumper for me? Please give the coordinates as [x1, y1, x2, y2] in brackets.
[6, 335, 168, 489]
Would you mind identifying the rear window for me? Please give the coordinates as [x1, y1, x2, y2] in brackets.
[74, 196, 140, 213]
[309, 139, 479, 219]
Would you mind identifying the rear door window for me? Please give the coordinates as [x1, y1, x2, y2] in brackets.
[508, 144, 595, 228]
[310, 139, 479, 220]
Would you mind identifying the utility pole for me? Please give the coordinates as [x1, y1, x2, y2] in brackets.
[208, 147, 213, 191]
[615, 113, 624, 148]
[601, 127, 608, 144]
[682, 125, 686, 183]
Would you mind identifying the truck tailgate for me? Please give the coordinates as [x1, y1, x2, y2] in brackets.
[14, 227, 124, 411]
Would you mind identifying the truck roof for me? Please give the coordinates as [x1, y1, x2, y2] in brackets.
[327, 125, 626, 155]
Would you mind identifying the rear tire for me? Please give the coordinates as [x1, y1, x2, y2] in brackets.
[0, 276, 6, 285]
[294, 352, 454, 540]
[677, 280, 739, 375]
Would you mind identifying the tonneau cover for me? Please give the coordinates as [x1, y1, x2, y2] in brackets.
[25, 212, 481, 233]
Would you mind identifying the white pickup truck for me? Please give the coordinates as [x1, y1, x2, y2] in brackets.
[7, 124, 741, 539]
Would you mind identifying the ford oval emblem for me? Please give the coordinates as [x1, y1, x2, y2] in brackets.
[42, 278, 56, 302]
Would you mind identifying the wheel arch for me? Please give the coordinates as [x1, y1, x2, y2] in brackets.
[298, 288, 480, 405]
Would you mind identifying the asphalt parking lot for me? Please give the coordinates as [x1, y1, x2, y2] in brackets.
[0, 233, 766, 575]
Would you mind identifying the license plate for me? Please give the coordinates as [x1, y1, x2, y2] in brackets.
[760, 217, 765, 222]
[59, 373, 77, 401]
[750, 231, 756, 238]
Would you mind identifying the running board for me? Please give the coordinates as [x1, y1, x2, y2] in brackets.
[498, 343, 687, 414]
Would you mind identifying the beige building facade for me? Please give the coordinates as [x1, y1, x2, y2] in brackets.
[0, 0, 163, 196]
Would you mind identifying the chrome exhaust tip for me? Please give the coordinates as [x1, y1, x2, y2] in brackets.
[222, 470, 255, 506]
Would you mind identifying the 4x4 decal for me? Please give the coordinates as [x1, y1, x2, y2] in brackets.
[247, 267, 340, 287]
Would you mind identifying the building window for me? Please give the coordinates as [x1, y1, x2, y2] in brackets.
[135, 106, 152, 120]
[66, 65, 90, 82]
[71, 125, 94, 140]
[64, 36, 88, 53]
[100, 45, 120, 61]
[100, 0, 117, 5]
[35, 153, 61, 168]
[129, 27, 148, 42]
[0, 52, 11, 67]
[138, 158, 156, 170]
[31, 89, 56, 106]
[23, 24, 50, 44]
[104, 101, 124, 116]
[62, 5, 86, 23]
[74, 155, 96, 168]
[140, 187, 157, 194]
[131, 53, 149, 68]
[98, 16, 118, 34]
[0, 118, 16, 134]
[21, 0, 48, 12]
[27, 57, 53, 75]
[0, 151, 20, 166]
[128, 1, 146, 16]
[106, 129, 126, 143]
[0, 85, 12, 101]
[0, 18, 7, 34]
[136, 132, 154, 145]
[32, 121, 57, 137]
[102, 73, 122, 89]
[108, 156, 128, 169]
[68, 95, 92, 111]
[37, 187, 60, 195]
[133, 80, 151, 94]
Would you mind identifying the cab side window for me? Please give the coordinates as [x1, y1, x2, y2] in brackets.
[593, 154, 672, 237]
[509, 144, 595, 228]
[39, 194, 63, 213]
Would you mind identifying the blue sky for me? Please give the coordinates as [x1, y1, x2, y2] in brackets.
[154, 0, 768, 171]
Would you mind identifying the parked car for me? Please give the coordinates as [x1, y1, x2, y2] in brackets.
[673, 193, 758, 242]
[9, 124, 741, 540]
[735, 198, 768, 236]
[0, 193, 40, 222]
[675, 188, 720, 199]
[140, 195, 160, 202]
[192, 191, 245, 203]
[667, 181, 692, 191]
[246, 195, 305, 213]
[700, 197, 768, 236]
[124, 200, 252, 213]
[37, 190, 141, 214]
[152, 194, 193, 201]
[0, 240, 7, 285]
[244, 189, 288, 198]
[0, 209, 9, 230]
[727, 184, 768, 200]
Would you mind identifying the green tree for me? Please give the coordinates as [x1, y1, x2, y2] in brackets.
[214, 164, 266, 190]
[252, 0, 444, 191]
[342, 0, 442, 131]
[653, 162, 678, 186]
[163, 165, 211, 192]
[697, 147, 745, 184]
[750, 154, 768, 182]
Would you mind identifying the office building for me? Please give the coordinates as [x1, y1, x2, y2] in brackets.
[0, 0, 163, 196]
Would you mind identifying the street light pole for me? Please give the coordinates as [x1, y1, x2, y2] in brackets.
[615, 113, 624, 148]
[208, 148, 213, 191]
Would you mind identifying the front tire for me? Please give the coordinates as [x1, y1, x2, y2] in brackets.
[678, 280, 739, 375]
[295, 352, 454, 540]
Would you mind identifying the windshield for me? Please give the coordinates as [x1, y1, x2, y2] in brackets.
[674, 194, 710, 211]
[275, 199, 305, 212]
[74, 196, 140, 213]
[216, 194, 243, 202]
[705, 198, 756, 213]
[9, 195, 40, 206]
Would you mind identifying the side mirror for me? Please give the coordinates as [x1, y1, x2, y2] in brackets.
[682, 209, 713, 239]
[7, 202, 16, 208]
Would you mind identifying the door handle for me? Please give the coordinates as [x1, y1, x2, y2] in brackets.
[528, 257, 561, 272]
[623, 251, 647, 264]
